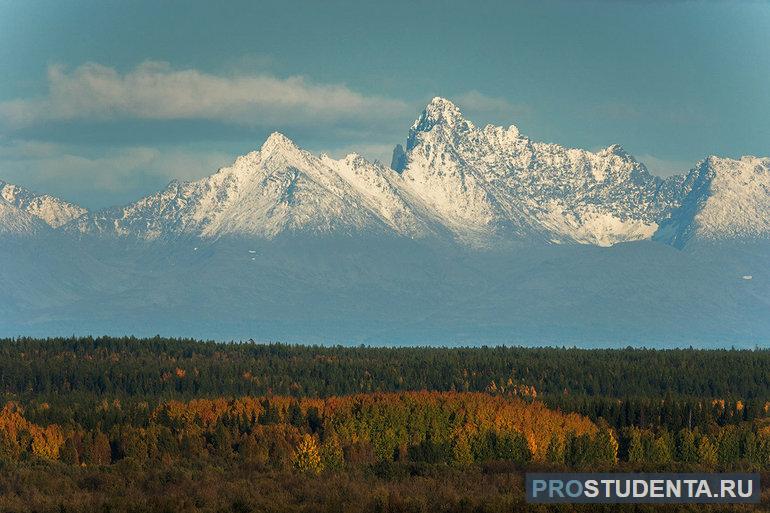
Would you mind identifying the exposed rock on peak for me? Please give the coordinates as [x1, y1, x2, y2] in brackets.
[0, 197, 49, 236]
[0, 180, 86, 228]
[6, 99, 769, 250]
[599, 144, 631, 158]
[654, 155, 770, 247]
[391, 144, 407, 173]
[419, 97, 465, 125]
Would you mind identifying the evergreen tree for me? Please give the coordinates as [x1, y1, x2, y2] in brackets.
[741, 430, 759, 466]
[545, 434, 564, 464]
[84, 431, 112, 465]
[717, 426, 741, 464]
[650, 432, 674, 465]
[626, 430, 645, 464]
[288, 401, 304, 428]
[675, 429, 698, 463]
[451, 433, 474, 466]
[593, 428, 618, 465]
[320, 433, 345, 471]
[258, 400, 280, 425]
[59, 435, 79, 465]
[212, 422, 234, 459]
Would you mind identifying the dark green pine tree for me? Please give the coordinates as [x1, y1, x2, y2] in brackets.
[545, 434, 564, 464]
[288, 401, 305, 428]
[676, 429, 699, 463]
[593, 428, 617, 465]
[59, 435, 80, 465]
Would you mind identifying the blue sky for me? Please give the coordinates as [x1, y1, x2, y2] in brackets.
[1, 0, 769, 209]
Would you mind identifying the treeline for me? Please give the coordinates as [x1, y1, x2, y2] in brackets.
[545, 394, 768, 431]
[2, 337, 769, 400]
[3, 392, 770, 472]
[1, 337, 769, 512]
[1, 393, 599, 469]
[2, 337, 769, 434]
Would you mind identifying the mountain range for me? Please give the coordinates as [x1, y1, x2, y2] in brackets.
[1, 98, 768, 346]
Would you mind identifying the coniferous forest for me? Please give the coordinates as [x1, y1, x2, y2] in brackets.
[0, 337, 768, 512]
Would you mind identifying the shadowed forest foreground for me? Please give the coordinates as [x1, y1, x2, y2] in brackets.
[0, 337, 769, 512]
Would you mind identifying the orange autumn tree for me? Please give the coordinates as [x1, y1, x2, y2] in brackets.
[293, 434, 323, 474]
[316, 391, 596, 462]
[0, 403, 64, 460]
[140, 392, 599, 464]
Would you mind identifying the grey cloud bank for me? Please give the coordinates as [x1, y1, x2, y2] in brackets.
[0, 61, 409, 128]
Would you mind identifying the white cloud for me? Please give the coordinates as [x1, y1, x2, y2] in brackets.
[0, 138, 61, 159]
[0, 61, 409, 129]
[0, 138, 232, 208]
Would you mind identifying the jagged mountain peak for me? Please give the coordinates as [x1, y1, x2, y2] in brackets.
[706, 154, 770, 172]
[396, 101, 682, 246]
[407, 97, 476, 151]
[5, 98, 768, 249]
[69, 134, 440, 241]
[412, 97, 525, 141]
[254, 132, 310, 168]
[419, 97, 466, 126]
[0, 196, 49, 236]
[654, 155, 770, 247]
[0, 179, 86, 228]
[260, 131, 300, 154]
[223, 132, 311, 183]
[340, 152, 369, 167]
[599, 144, 631, 159]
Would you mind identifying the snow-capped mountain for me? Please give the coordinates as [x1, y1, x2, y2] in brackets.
[1, 97, 768, 345]
[654, 156, 770, 248]
[63, 97, 768, 248]
[0, 197, 49, 236]
[0, 180, 86, 229]
[3, 97, 770, 248]
[70, 133, 440, 241]
[396, 97, 685, 246]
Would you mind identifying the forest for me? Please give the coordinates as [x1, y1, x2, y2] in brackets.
[0, 337, 768, 512]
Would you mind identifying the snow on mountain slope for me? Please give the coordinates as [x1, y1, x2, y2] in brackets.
[70, 133, 439, 240]
[654, 156, 770, 248]
[397, 97, 683, 246]
[320, 152, 446, 237]
[1, 98, 768, 344]
[6, 97, 768, 249]
[0, 180, 86, 228]
[69, 98, 692, 246]
[0, 197, 49, 236]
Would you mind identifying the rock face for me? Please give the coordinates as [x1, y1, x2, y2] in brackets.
[654, 156, 770, 248]
[396, 97, 687, 246]
[0, 180, 86, 229]
[390, 144, 407, 173]
[0, 197, 49, 236]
